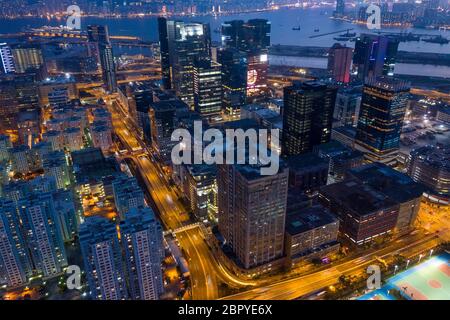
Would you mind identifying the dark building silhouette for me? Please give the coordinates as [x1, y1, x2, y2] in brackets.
[353, 34, 399, 81]
[281, 81, 337, 156]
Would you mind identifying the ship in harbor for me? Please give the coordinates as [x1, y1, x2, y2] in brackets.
[292, 25, 301, 31]
[422, 35, 449, 44]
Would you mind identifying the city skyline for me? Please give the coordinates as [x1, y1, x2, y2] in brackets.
[0, 0, 449, 306]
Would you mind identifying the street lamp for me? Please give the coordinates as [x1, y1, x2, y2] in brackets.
[418, 254, 423, 263]
[406, 259, 410, 268]
[394, 265, 398, 274]
[429, 249, 434, 257]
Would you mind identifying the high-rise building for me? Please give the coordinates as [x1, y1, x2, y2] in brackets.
[334, 0, 345, 17]
[0, 43, 15, 74]
[112, 175, 145, 220]
[353, 34, 399, 80]
[157, 18, 211, 107]
[120, 207, 164, 300]
[181, 164, 217, 221]
[407, 145, 450, 204]
[327, 43, 353, 84]
[42, 151, 71, 190]
[281, 81, 338, 156]
[221, 19, 270, 96]
[150, 98, 189, 163]
[0, 199, 33, 288]
[18, 193, 68, 277]
[193, 60, 222, 119]
[333, 85, 363, 127]
[355, 77, 410, 163]
[87, 25, 117, 93]
[217, 48, 247, 115]
[217, 162, 288, 269]
[79, 216, 128, 300]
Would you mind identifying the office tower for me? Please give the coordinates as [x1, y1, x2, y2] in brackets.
[333, 86, 363, 127]
[18, 193, 68, 277]
[353, 34, 399, 80]
[334, 0, 345, 16]
[120, 207, 164, 300]
[217, 162, 288, 269]
[0, 43, 15, 74]
[157, 18, 211, 107]
[281, 81, 338, 156]
[0, 199, 33, 288]
[327, 43, 352, 84]
[112, 175, 145, 220]
[43, 151, 71, 189]
[87, 25, 117, 93]
[355, 77, 410, 163]
[221, 19, 270, 96]
[150, 99, 189, 163]
[79, 216, 128, 300]
[319, 179, 399, 245]
[217, 48, 247, 115]
[407, 145, 450, 203]
[193, 60, 222, 119]
[348, 162, 424, 232]
[181, 164, 218, 221]
[157, 17, 171, 90]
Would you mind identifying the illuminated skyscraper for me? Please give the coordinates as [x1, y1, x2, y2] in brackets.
[217, 162, 288, 270]
[353, 34, 399, 81]
[217, 48, 247, 115]
[281, 81, 338, 156]
[157, 18, 211, 107]
[87, 25, 117, 93]
[221, 19, 270, 96]
[193, 60, 223, 119]
[355, 76, 410, 163]
[120, 207, 164, 300]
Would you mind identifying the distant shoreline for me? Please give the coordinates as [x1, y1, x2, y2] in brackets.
[269, 45, 450, 67]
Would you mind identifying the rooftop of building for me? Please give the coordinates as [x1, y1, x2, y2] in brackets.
[409, 145, 450, 171]
[320, 179, 397, 217]
[364, 76, 410, 92]
[286, 152, 329, 173]
[285, 204, 337, 236]
[348, 162, 425, 203]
